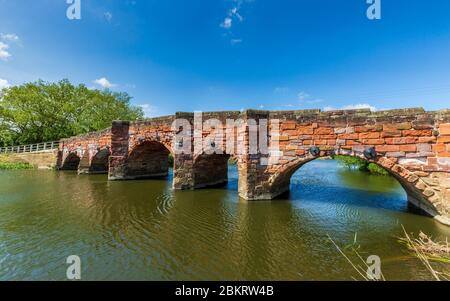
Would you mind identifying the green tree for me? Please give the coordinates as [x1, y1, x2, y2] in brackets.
[0, 79, 144, 146]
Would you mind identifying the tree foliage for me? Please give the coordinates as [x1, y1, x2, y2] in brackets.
[333, 155, 389, 176]
[0, 79, 144, 146]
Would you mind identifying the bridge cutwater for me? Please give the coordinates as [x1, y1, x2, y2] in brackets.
[51, 108, 450, 225]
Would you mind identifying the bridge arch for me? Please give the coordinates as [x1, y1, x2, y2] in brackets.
[193, 154, 231, 188]
[61, 152, 81, 171]
[125, 140, 173, 180]
[90, 148, 111, 174]
[266, 153, 441, 219]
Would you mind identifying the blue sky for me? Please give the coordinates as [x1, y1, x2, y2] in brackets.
[0, 0, 450, 117]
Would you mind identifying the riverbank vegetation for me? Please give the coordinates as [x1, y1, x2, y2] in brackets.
[329, 229, 450, 281]
[0, 79, 144, 147]
[327, 234, 386, 281]
[333, 155, 389, 176]
[0, 162, 34, 170]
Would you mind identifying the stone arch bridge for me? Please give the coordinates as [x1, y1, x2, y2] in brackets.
[57, 108, 450, 225]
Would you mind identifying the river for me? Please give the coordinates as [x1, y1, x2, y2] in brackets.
[0, 159, 449, 280]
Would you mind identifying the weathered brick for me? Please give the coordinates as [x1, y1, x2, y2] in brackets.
[396, 122, 413, 130]
[334, 128, 347, 134]
[281, 123, 296, 130]
[314, 140, 327, 145]
[286, 145, 298, 150]
[359, 132, 380, 139]
[403, 129, 433, 137]
[399, 144, 417, 152]
[346, 140, 360, 145]
[439, 124, 450, 135]
[432, 144, 446, 153]
[381, 131, 402, 138]
[295, 150, 306, 156]
[418, 136, 436, 143]
[417, 143, 432, 153]
[406, 152, 435, 158]
[355, 125, 383, 133]
[314, 128, 334, 135]
[391, 137, 418, 144]
[386, 152, 406, 158]
[338, 133, 359, 140]
[437, 136, 450, 143]
[362, 139, 385, 145]
[298, 127, 314, 135]
[376, 145, 400, 152]
[327, 139, 336, 145]
[320, 135, 337, 139]
[283, 130, 298, 136]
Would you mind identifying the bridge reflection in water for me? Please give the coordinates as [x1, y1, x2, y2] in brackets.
[1, 159, 449, 280]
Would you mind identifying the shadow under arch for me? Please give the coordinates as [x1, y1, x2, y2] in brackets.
[124, 140, 172, 180]
[60, 153, 81, 171]
[90, 148, 111, 174]
[192, 153, 231, 189]
[269, 155, 439, 219]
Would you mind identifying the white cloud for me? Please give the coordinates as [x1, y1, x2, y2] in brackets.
[298, 91, 323, 105]
[324, 103, 377, 112]
[229, 6, 244, 22]
[0, 78, 10, 90]
[297, 91, 310, 101]
[274, 87, 289, 94]
[139, 104, 157, 117]
[0, 34, 20, 61]
[104, 12, 113, 22]
[230, 38, 242, 45]
[220, 0, 248, 30]
[282, 104, 295, 108]
[0, 42, 11, 61]
[0, 33, 19, 42]
[93, 77, 115, 89]
[221, 17, 233, 29]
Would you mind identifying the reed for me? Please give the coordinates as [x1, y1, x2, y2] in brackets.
[398, 226, 450, 281]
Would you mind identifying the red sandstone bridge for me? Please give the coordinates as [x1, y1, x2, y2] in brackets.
[57, 108, 450, 225]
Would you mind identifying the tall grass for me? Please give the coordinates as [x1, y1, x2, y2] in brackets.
[327, 234, 386, 281]
[398, 226, 450, 281]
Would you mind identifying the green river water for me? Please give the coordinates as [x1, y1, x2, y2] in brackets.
[0, 160, 449, 280]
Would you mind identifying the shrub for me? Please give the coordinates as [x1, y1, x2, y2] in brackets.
[333, 155, 388, 176]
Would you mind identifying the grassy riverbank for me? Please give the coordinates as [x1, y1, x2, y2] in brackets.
[0, 162, 34, 170]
